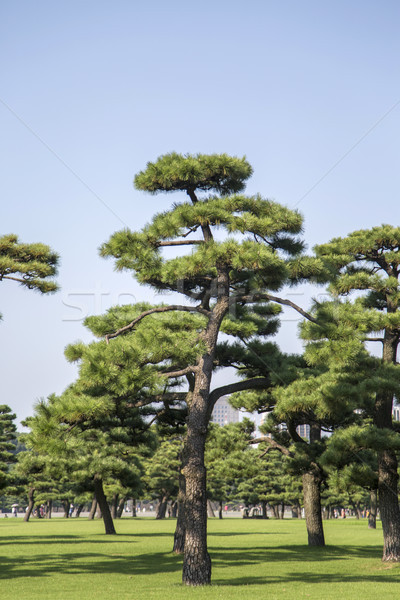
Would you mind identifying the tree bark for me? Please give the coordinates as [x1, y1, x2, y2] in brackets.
[171, 500, 178, 518]
[181, 270, 229, 586]
[218, 500, 223, 519]
[261, 500, 268, 519]
[173, 471, 186, 554]
[111, 494, 119, 519]
[156, 494, 169, 520]
[302, 471, 325, 546]
[375, 329, 400, 560]
[93, 476, 116, 534]
[207, 499, 215, 518]
[131, 500, 137, 518]
[75, 503, 84, 517]
[368, 489, 377, 529]
[45, 499, 52, 519]
[62, 500, 70, 519]
[88, 497, 97, 520]
[116, 497, 125, 518]
[24, 487, 35, 522]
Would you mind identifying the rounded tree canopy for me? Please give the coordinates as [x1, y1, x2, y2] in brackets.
[134, 152, 253, 196]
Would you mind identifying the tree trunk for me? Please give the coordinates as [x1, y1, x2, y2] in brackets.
[207, 499, 215, 518]
[93, 476, 116, 535]
[111, 494, 119, 519]
[271, 504, 279, 519]
[302, 471, 325, 546]
[88, 497, 97, 520]
[181, 267, 229, 585]
[45, 499, 52, 519]
[218, 500, 223, 519]
[280, 502, 285, 519]
[173, 471, 186, 554]
[375, 332, 400, 560]
[156, 494, 169, 519]
[62, 500, 70, 519]
[116, 497, 125, 518]
[24, 487, 35, 522]
[171, 500, 178, 518]
[378, 447, 400, 559]
[368, 489, 377, 529]
[75, 503, 84, 517]
[261, 500, 268, 519]
[131, 500, 137, 518]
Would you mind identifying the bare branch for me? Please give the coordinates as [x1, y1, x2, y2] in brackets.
[230, 292, 318, 324]
[365, 337, 384, 343]
[105, 305, 211, 342]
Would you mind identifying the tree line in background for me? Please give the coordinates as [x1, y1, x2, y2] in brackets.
[1, 153, 400, 586]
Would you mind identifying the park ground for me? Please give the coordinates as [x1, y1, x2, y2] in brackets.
[0, 517, 399, 599]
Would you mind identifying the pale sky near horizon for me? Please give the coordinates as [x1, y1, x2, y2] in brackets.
[1, 0, 399, 425]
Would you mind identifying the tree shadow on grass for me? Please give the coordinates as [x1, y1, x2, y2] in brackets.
[1, 535, 399, 587]
[0, 551, 182, 581]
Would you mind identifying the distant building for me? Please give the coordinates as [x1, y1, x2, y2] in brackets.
[393, 405, 400, 422]
[210, 396, 239, 426]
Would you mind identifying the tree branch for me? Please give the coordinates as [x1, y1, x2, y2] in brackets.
[249, 436, 292, 457]
[208, 377, 271, 414]
[230, 293, 318, 324]
[105, 305, 211, 342]
[162, 365, 198, 378]
[365, 337, 384, 343]
[157, 240, 204, 247]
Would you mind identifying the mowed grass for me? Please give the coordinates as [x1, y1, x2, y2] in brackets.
[0, 517, 399, 600]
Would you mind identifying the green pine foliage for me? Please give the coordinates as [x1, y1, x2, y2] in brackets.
[0, 234, 58, 313]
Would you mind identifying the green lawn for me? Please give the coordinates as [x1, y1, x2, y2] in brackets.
[0, 517, 399, 599]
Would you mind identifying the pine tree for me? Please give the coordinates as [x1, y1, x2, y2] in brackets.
[0, 234, 58, 318]
[100, 152, 307, 584]
[0, 406, 17, 493]
[313, 225, 400, 560]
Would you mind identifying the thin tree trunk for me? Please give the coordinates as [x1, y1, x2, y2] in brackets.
[45, 499, 52, 519]
[218, 500, 223, 519]
[116, 497, 125, 518]
[271, 505, 279, 519]
[173, 470, 186, 554]
[302, 471, 325, 546]
[75, 503, 84, 517]
[207, 499, 215, 518]
[171, 500, 178, 518]
[111, 494, 119, 519]
[24, 488, 35, 522]
[368, 489, 377, 529]
[88, 497, 97, 520]
[131, 500, 137, 518]
[93, 476, 116, 535]
[63, 501, 70, 519]
[280, 502, 285, 519]
[261, 500, 268, 519]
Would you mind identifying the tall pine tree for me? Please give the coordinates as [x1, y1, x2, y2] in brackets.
[100, 152, 309, 585]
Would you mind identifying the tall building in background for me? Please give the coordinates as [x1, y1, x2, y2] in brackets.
[210, 396, 239, 426]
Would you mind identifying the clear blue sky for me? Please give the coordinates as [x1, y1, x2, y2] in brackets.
[1, 0, 399, 425]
